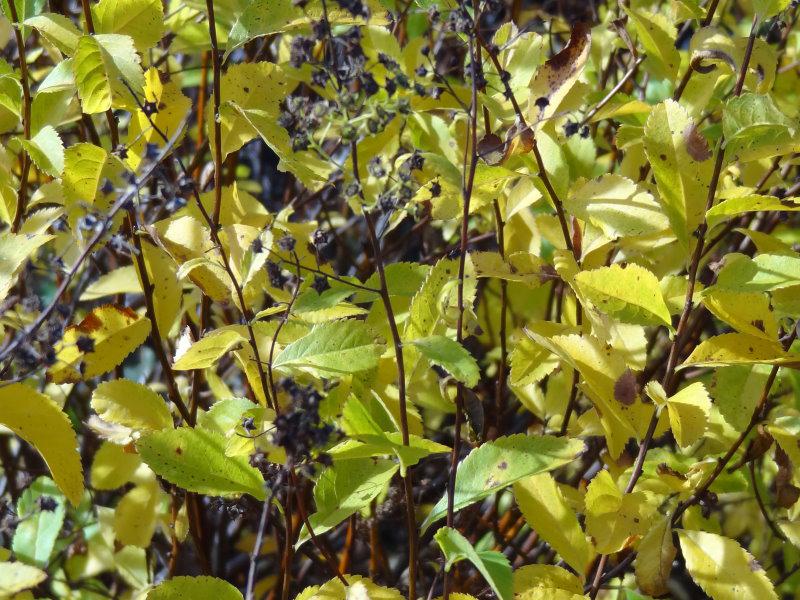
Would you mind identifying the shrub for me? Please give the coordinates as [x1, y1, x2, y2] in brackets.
[0, 0, 799, 598]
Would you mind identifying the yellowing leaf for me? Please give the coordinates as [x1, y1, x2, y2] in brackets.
[528, 22, 591, 130]
[513, 565, 584, 599]
[411, 335, 480, 387]
[644, 99, 714, 246]
[564, 174, 669, 239]
[0, 231, 52, 302]
[19, 124, 64, 177]
[585, 471, 653, 554]
[138, 240, 182, 336]
[73, 33, 143, 114]
[681, 333, 800, 369]
[0, 384, 83, 506]
[172, 327, 247, 371]
[24, 13, 81, 55]
[0, 561, 47, 596]
[677, 529, 777, 600]
[51, 304, 151, 383]
[296, 575, 403, 600]
[702, 288, 778, 339]
[91, 379, 174, 433]
[91, 441, 142, 490]
[666, 382, 711, 448]
[422, 434, 584, 532]
[636, 516, 676, 597]
[115, 478, 159, 548]
[147, 575, 244, 600]
[93, 0, 164, 51]
[62, 142, 109, 204]
[706, 195, 800, 228]
[574, 263, 672, 327]
[514, 474, 593, 574]
[625, 8, 680, 80]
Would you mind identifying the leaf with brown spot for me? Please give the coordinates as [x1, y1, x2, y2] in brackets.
[684, 123, 712, 161]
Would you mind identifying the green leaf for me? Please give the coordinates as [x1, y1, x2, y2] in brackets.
[677, 529, 777, 600]
[273, 320, 384, 377]
[137, 427, 266, 500]
[644, 99, 714, 246]
[712, 365, 771, 431]
[296, 575, 403, 600]
[411, 335, 480, 387]
[434, 526, 513, 600]
[91, 379, 174, 432]
[93, 0, 164, 51]
[754, 0, 791, 17]
[723, 93, 796, 160]
[514, 474, 593, 573]
[422, 434, 584, 532]
[12, 477, 66, 566]
[574, 263, 672, 327]
[715, 253, 800, 292]
[147, 576, 244, 600]
[296, 457, 398, 548]
[19, 124, 64, 177]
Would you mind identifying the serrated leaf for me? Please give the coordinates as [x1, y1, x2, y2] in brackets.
[147, 575, 244, 600]
[715, 253, 800, 292]
[702, 288, 778, 339]
[713, 365, 771, 431]
[62, 142, 108, 203]
[528, 22, 591, 131]
[91, 379, 173, 432]
[677, 529, 777, 600]
[51, 304, 152, 383]
[644, 99, 714, 246]
[73, 33, 143, 114]
[0, 383, 83, 506]
[24, 13, 81, 55]
[422, 434, 584, 532]
[19, 124, 64, 177]
[666, 382, 711, 448]
[296, 575, 403, 600]
[0, 562, 47, 596]
[137, 427, 265, 499]
[564, 174, 669, 239]
[723, 93, 796, 160]
[296, 458, 398, 549]
[93, 0, 164, 51]
[706, 195, 800, 228]
[435, 526, 513, 600]
[172, 327, 247, 371]
[635, 516, 676, 597]
[680, 333, 800, 369]
[411, 335, 479, 387]
[585, 470, 653, 554]
[625, 8, 680, 79]
[0, 231, 52, 302]
[273, 320, 383, 377]
[514, 474, 593, 574]
[138, 240, 182, 336]
[574, 263, 672, 327]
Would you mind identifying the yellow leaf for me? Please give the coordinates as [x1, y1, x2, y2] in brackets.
[666, 382, 711, 448]
[514, 474, 593, 574]
[91, 441, 142, 490]
[138, 240, 182, 336]
[528, 22, 591, 131]
[681, 333, 800, 369]
[677, 529, 777, 600]
[0, 383, 83, 506]
[0, 561, 47, 595]
[93, 0, 164, 51]
[115, 477, 159, 548]
[513, 565, 584, 600]
[635, 516, 676, 597]
[702, 289, 779, 340]
[585, 471, 653, 554]
[0, 232, 52, 303]
[50, 304, 152, 382]
[172, 327, 247, 371]
[91, 379, 174, 432]
[298, 575, 403, 600]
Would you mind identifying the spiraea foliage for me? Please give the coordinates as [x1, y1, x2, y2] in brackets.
[1, 0, 800, 597]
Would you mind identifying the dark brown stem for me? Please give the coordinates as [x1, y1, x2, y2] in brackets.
[8, 0, 31, 233]
[204, 0, 225, 226]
